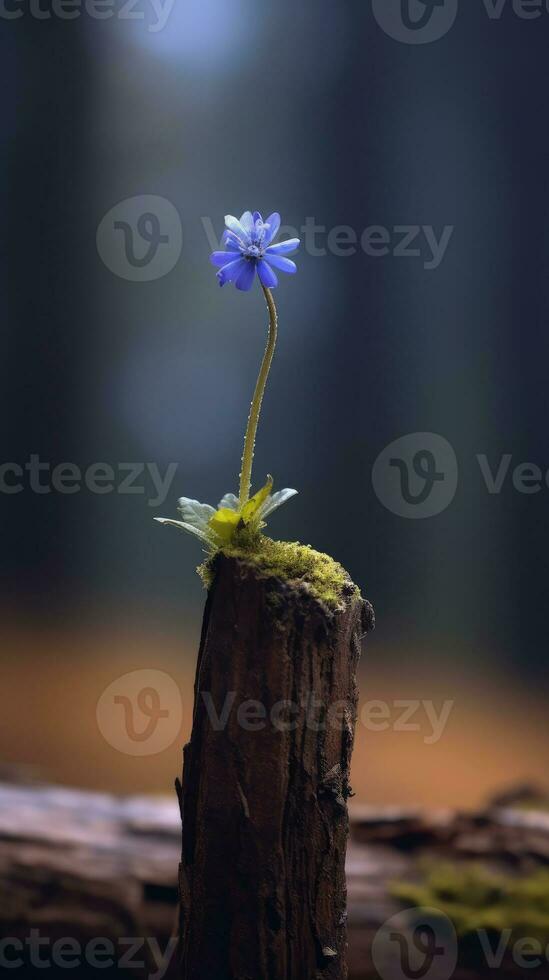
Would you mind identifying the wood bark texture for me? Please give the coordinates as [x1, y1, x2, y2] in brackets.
[178, 554, 374, 980]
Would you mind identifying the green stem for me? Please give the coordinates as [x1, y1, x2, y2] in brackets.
[239, 285, 278, 507]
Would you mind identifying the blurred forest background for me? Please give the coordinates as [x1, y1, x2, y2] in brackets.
[2, 0, 549, 810]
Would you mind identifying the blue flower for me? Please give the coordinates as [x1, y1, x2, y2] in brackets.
[210, 211, 300, 291]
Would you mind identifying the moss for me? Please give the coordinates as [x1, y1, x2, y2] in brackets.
[197, 530, 360, 609]
[508, 798, 549, 812]
[390, 863, 549, 942]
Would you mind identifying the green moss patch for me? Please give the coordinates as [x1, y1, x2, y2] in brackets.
[391, 863, 549, 941]
[198, 531, 360, 609]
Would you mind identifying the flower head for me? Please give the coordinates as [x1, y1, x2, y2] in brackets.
[155, 477, 298, 549]
[210, 211, 300, 291]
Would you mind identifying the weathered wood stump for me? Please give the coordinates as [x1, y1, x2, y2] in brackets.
[178, 554, 374, 980]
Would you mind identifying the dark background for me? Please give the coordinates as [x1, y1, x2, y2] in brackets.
[1, 0, 548, 807]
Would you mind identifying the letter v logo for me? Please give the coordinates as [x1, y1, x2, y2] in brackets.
[372, 0, 458, 44]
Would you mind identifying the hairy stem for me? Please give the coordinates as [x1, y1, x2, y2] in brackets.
[239, 285, 278, 507]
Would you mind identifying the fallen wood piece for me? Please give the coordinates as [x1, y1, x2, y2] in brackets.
[1, 781, 549, 978]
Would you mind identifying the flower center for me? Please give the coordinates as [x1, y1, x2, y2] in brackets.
[243, 243, 264, 260]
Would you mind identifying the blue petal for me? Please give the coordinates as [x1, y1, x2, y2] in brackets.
[255, 221, 268, 245]
[222, 230, 243, 250]
[210, 251, 232, 267]
[266, 238, 300, 256]
[257, 259, 278, 288]
[263, 213, 281, 245]
[217, 257, 246, 286]
[252, 215, 265, 244]
[265, 254, 297, 275]
[225, 215, 247, 238]
[239, 211, 255, 238]
[235, 260, 257, 291]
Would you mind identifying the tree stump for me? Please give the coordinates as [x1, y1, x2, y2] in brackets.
[178, 553, 374, 980]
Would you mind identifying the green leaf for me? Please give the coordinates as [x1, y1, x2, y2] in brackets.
[241, 476, 274, 525]
[177, 497, 216, 530]
[217, 492, 239, 512]
[208, 507, 242, 544]
[258, 488, 298, 520]
[154, 518, 211, 543]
